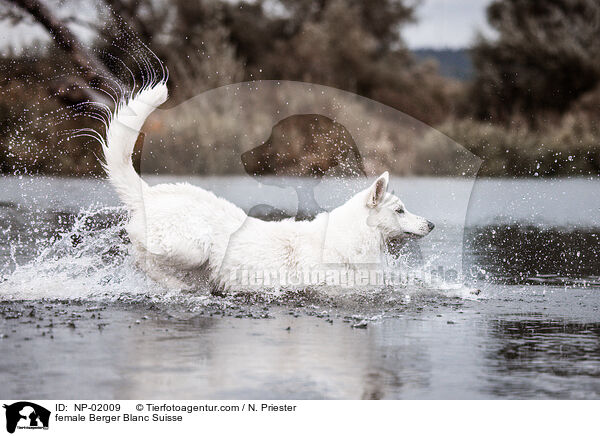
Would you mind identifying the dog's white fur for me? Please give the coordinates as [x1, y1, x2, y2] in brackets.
[102, 82, 434, 291]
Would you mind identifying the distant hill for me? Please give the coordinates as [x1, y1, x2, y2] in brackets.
[412, 48, 473, 81]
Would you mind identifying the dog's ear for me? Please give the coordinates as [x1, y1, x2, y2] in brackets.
[367, 171, 389, 208]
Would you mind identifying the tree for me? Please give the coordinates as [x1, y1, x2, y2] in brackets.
[3, 0, 117, 104]
[471, 0, 600, 124]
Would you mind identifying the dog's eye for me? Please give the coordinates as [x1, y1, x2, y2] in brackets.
[395, 207, 405, 214]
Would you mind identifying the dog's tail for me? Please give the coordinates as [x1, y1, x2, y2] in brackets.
[102, 82, 168, 210]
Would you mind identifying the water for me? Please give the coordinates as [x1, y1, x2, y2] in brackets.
[0, 175, 599, 399]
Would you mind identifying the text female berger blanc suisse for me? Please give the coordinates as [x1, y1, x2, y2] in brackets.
[101, 82, 434, 292]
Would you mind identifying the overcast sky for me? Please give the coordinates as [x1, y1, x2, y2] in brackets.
[1, 0, 495, 52]
[404, 0, 494, 49]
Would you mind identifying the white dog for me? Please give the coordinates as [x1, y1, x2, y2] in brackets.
[101, 82, 434, 292]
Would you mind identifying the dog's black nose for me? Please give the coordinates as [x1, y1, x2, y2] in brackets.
[427, 221, 435, 231]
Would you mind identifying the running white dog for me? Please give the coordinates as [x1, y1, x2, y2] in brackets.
[101, 82, 434, 291]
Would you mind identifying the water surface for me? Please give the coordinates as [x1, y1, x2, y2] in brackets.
[1, 176, 599, 399]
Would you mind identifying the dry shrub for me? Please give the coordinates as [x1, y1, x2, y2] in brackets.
[139, 81, 475, 178]
[433, 115, 600, 177]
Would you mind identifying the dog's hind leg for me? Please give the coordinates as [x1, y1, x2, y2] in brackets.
[132, 246, 192, 291]
[144, 265, 191, 291]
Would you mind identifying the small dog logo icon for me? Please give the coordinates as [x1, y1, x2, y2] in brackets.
[3, 402, 50, 434]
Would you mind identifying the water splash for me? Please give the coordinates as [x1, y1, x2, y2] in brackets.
[0, 7, 168, 176]
[0, 203, 477, 316]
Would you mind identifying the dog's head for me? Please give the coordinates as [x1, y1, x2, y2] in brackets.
[363, 172, 434, 240]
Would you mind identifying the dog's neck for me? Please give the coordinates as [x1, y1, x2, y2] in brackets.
[322, 192, 383, 264]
